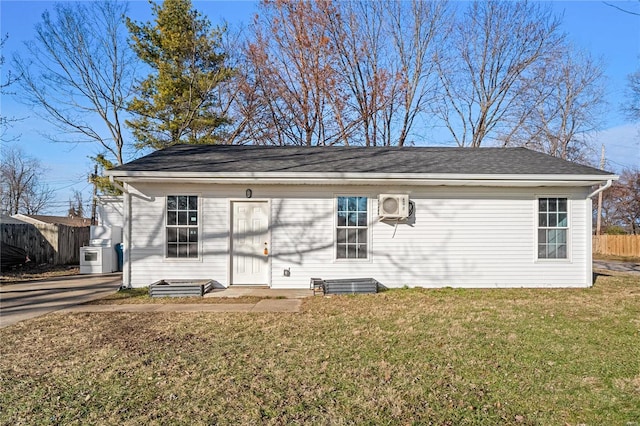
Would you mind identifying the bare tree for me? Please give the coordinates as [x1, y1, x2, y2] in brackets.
[213, 24, 253, 145]
[601, 168, 640, 234]
[434, 1, 564, 147]
[604, 1, 639, 124]
[242, 0, 448, 147]
[623, 70, 640, 122]
[0, 145, 54, 215]
[379, 1, 449, 146]
[12, 1, 135, 165]
[323, 1, 391, 146]
[1, 34, 21, 142]
[244, 0, 347, 146]
[501, 46, 605, 162]
[322, 1, 448, 146]
[67, 189, 85, 218]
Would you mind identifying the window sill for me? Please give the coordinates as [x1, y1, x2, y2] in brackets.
[334, 258, 372, 263]
[534, 258, 572, 264]
[163, 257, 203, 263]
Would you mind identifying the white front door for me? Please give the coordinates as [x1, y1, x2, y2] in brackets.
[231, 201, 270, 285]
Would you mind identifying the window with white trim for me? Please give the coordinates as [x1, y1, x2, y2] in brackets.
[336, 196, 368, 259]
[537, 197, 568, 259]
[166, 195, 198, 258]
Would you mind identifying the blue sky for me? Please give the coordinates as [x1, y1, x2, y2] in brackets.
[1, 0, 639, 215]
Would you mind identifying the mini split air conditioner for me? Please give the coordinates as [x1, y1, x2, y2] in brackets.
[378, 194, 409, 219]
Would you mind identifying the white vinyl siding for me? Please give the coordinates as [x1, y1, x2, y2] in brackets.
[269, 186, 591, 288]
[123, 183, 592, 289]
[127, 184, 228, 288]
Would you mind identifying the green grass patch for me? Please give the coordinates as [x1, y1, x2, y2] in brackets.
[1, 274, 639, 424]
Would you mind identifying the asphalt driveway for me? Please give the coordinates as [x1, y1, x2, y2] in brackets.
[0, 273, 121, 328]
[593, 260, 640, 275]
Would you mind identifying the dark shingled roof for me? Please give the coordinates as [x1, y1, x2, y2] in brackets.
[111, 145, 612, 176]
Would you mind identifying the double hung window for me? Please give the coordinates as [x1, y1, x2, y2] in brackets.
[336, 196, 368, 259]
[537, 197, 568, 259]
[166, 195, 198, 258]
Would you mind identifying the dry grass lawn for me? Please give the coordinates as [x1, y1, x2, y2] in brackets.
[1, 273, 639, 425]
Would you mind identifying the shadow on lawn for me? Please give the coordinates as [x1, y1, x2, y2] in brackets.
[593, 271, 611, 284]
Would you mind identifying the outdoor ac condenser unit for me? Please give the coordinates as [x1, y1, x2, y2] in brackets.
[378, 194, 409, 219]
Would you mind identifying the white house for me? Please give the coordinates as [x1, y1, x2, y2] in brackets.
[106, 145, 617, 289]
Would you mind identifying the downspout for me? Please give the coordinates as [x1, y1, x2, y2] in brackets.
[586, 179, 612, 287]
[110, 176, 132, 289]
[587, 179, 612, 199]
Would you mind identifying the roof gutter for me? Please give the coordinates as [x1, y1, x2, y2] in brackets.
[587, 179, 613, 199]
[109, 176, 154, 202]
[108, 176, 613, 188]
[106, 170, 615, 182]
[109, 176, 127, 194]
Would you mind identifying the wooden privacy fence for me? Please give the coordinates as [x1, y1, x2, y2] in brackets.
[592, 235, 640, 257]
[1, 223, 90, 265]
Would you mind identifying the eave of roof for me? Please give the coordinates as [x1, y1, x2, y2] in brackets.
[108, 172, 615, 187]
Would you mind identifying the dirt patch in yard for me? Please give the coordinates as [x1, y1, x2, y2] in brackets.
[0, 264, 79, 285]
